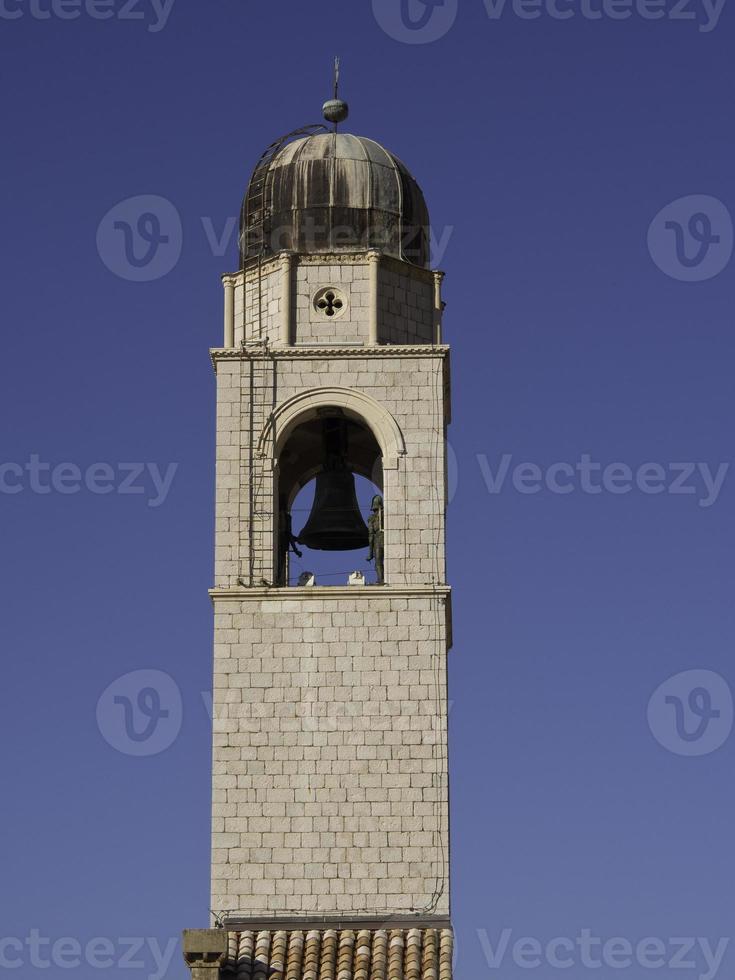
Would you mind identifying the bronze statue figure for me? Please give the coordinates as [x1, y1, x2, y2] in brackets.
[277, 508, 303, 585]
[367, 494, 385, 585]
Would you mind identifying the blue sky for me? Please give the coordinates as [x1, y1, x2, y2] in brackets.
[1, 1, 734, 978]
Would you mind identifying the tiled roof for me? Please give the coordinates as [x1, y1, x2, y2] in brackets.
[222, 927, 453, 980]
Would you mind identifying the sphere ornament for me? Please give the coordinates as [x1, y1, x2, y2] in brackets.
[322, 98, 349, 125]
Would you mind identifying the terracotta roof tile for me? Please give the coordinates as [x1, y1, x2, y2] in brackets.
[222, 929, 453, 980]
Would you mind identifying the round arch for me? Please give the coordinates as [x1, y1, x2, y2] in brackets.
[258, 387, 406, 470]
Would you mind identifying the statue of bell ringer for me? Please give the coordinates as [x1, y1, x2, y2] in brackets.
[366, 494, 385, 585]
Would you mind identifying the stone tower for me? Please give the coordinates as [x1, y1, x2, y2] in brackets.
[183, 100, 453, 980]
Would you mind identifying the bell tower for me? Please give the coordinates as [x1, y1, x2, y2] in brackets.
[183, 92, 454, 980]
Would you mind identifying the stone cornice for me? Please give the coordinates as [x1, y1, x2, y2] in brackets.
[209, 584, 451, 602]
[222, 914, 453, 932]
[211, 344, 450, 365]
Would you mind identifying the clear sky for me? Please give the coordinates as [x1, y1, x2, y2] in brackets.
[1, 2, 734, 978]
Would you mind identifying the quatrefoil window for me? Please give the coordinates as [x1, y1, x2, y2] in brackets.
[313, 286, 347, 319]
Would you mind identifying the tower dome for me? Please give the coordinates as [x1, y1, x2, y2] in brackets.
[240, 131, 431, 268]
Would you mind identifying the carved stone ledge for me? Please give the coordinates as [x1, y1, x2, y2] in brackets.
[210, 585, 451, 606]
[210, 344, 449, 366]
[182, 930, 227, 980]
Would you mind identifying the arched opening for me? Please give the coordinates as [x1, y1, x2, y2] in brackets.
[275, 408, 384, 587]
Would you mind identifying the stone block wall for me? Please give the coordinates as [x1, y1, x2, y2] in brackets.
[294, 258, 370, 346]
[230, 252, 437, 348]
[211, 250, 452, 921]
[212, 350, 449, 590]
[235, 262, 282, 346]
[210, 589, 451, 917]
[379, 260, 435, 346]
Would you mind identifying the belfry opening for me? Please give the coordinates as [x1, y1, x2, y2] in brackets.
[275, 409, 384, 586]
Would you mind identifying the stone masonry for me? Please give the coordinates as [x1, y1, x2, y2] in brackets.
[212, 347, 450, 591]
[210, 588, 450, 916]
[232, 252, 436, 348]
[184, 118, 454, 980]
[209, 250, 452, 922]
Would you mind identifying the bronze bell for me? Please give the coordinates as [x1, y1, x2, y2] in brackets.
[298, 466, 369, 551]
[297, 418, 369, 551]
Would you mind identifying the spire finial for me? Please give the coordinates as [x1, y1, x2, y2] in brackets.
[323, 56, 349, 130]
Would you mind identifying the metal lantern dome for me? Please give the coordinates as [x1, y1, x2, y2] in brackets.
[239, 128, 431, 268]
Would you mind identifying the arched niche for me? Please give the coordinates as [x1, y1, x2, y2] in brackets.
[262, 389, 404, 586]
[278, 412, 383, 511]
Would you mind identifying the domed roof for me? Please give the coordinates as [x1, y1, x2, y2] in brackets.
[240, 132, 431, 268]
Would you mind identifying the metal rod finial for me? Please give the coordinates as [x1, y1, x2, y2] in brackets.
[322, 57, 349, 130]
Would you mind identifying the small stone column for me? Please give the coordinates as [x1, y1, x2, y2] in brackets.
[368, 249, 381, 345]
[433, 270, 445, 344]
[182, 930, 227, 980]
[280, 252, 294, 346]
[222, 277, 235, 348]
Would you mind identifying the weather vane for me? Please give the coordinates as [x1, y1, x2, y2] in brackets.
[322, 56, 349, 131]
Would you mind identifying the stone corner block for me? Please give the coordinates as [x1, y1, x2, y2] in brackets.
[182, 929, 227, 977]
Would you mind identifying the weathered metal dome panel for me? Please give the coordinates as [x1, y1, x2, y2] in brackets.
[240, 133, 430, 267]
